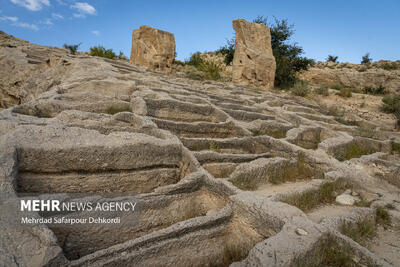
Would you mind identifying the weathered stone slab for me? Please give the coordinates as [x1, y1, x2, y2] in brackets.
[130, 25, 175, 72]
[232, 19, 276, 88]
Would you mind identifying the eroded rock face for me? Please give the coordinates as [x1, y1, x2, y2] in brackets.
[299, 61, 400, 94]
[0, 31, 69, 108]
[232, 19, 276, 89]
[130, 25, 175, 72]
[1, 32, 400, 267]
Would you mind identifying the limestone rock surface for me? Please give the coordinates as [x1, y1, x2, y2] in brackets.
[0, 31, 399, 267]
[130, 25, 175, 72]
[232, 19, 276, 89]
[299, 61, 400, 94]
[0, 31, 69, 108]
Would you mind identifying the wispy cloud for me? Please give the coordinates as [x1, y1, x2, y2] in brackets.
[91, 30, 100, 36]
[13, 22, 39, 30]
[1, 14, 39, 30]
[71, 2, 96, 18]
[0, 16, 19, 22]
[51, 12, 64, 19]
[55, 0, 65, 5]
[41, 18, 53, 25]
[10, 0, 50, 11]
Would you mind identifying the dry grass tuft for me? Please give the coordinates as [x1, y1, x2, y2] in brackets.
[280, 178, 350, 211]
[268, 153, 314, 184]
[105, 105, 131, 115]
[334, 142, 377, 161]
[230, 173, 258, 191]
[339, 219, 376, 246]
[293, 234, 358, 267]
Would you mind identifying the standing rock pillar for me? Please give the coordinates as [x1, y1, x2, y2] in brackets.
[130, 25, 175, 73]
[232, 19, 276, 89]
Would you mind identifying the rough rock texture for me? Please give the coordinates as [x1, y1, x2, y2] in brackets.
[232, 19, 276, 89]
[1, 32, 400, 267]
[299, 61, 400, 94]
[130, 25, 175, 72]
[0, 31, 69, 108]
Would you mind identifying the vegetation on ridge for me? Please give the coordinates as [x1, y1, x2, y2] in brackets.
[89, 45, 127, 60]
[381, 94, 400, 128]
[63, 43, 81, 55]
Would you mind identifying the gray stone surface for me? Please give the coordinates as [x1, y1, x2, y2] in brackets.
[0, 31, 399, 267]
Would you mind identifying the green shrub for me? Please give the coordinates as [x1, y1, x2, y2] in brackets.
[338, 87, 352, 98]
[315, 86, 329, 96]
[391, 141, 400, 154]
[361, 53, 372, 64]
[326, 55, 338, 63]
[376, 206, 391, 226]
[63, 43, 81, 55]
[89, 45, 117, 59]
[198, 60, 222, 80]
[291, 80, 310, 97]
[187, 52, 204, 67]
[209, 141, 220, 152]
[216, 37, 235, 65]
[363, 85, 386, 95]
[382, 95, 400, 128]
[270, 17, 314, 88]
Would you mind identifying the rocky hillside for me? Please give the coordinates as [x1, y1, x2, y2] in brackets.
[299, 61, 400, 94]
[0, 31, 72, 108]
[1, 32, 400, 267]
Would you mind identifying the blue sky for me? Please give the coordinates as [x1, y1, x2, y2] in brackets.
[0, 0, 399, 63]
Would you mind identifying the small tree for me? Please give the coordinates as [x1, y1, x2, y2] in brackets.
[216, 37, 235, 65]
[267, 17, 314, 88]
[326, 55, 339, 63]
[89, 45, 116, 59]
[253, 15, 268, 25]
[361, 53, 372, 64]
[63, 43, 81, 55]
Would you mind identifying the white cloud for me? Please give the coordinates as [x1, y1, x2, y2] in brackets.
[91, 30, 99, 36]
[13, 22, 39, 30]
[71, 2, 96, 18]
[51, 13, 63, 19]
[41, 18, 53, 25]
[1, 13, 38, 30]
[72, 13, 85, 18]
[10, 0, 50, 11]
[0, 16, 19, 22]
